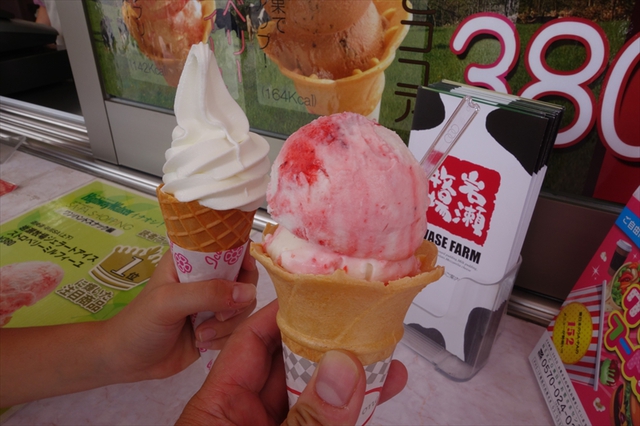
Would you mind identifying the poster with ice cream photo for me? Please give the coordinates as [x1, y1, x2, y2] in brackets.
[0, 180, 168, 328]
[84, 0, 417, 137]
[86, 0, 637, 208]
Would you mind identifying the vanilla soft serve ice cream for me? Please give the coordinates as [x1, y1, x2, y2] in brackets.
[156, 42, 270, 373]
[161, 42, 270, 212]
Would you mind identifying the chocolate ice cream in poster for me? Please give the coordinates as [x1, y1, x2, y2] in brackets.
[531, 186, 640, 425]
[0, 181, 168, 328]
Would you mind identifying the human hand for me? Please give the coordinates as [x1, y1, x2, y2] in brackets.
[177, 299, 408, 425]
[102, 248, 258, 383]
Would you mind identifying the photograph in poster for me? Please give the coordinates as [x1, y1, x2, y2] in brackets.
[87, 0, 638, 205]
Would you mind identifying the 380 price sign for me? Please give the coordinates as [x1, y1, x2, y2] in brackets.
[530, 336, 590, 426]
[451, 13, 639, 159]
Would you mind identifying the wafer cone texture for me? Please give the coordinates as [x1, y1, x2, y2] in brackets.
[156, 185, 256, 252]
[251, 224, 444, 365]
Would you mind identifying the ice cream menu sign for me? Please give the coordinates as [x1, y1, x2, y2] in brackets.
[0, 180, 168, 328]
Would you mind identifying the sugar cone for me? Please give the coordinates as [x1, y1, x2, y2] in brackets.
[156, 184, 256, 252]
[250, 224, 444, 365]
[259, 0, 410, 117]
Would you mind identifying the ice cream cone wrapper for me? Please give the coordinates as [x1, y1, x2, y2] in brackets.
[251, 224, 443, 423]
[259, 0, 410, 118]
[156, 185, 256, 372]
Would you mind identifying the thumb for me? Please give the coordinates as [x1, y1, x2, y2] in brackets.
[283, 350, 366, 426]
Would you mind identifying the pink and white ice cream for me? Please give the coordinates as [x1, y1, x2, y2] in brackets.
[264, 112, 429, 282]
[0, 261, 64, 326]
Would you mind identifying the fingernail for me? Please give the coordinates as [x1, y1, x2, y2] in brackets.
[216, 309, 238, 322]
[315, 351, 359, 407]
[198, 328, 216, 342]
[233, 283, 256, 303]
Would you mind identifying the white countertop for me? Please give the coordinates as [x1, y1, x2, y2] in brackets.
[0, 152, 553, 425]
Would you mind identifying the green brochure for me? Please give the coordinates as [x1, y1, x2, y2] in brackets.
[0, 180, 168, 328]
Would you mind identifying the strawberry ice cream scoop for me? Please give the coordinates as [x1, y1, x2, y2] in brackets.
[267, 112, 429, 263]
[0, 261, 64, 326]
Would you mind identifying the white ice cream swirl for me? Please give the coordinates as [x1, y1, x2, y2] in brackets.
[161, 42, 270, 211]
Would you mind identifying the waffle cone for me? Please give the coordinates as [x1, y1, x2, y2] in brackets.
[251, 224, 444, 365]
[156, 185, 256, 252]
[259, 0, 410, 117]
